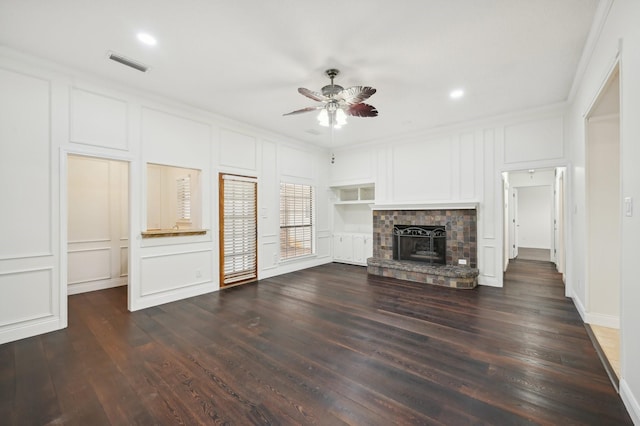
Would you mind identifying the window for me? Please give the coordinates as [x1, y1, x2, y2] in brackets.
[219, 174, 257, 286]
[280, 182, 314, 260]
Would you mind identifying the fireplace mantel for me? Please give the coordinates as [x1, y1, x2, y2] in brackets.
[370, 201, 479, 211]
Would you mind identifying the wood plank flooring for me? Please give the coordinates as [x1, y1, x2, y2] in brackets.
[0, 260, 632, 425]
[517, 247, 551, 262]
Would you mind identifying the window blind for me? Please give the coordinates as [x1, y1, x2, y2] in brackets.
[280, 182, 313, 260]
[176, 175, 191, 221]
[221, 174, 257, 285]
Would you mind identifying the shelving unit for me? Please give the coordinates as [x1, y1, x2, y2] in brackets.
[331, 183, 375, 266]
[334, 184, 375, 204]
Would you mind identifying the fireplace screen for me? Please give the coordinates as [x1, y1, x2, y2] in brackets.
[393, 225, 446, 264]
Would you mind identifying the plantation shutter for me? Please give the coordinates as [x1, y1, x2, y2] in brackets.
[220, 174, 257, 285]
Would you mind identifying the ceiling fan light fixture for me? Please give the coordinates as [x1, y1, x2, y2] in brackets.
[317, 108, 347, 129]
[285, 68, 378, 128]
[335, 109, 347, 127]
[318, 109, 330, 127]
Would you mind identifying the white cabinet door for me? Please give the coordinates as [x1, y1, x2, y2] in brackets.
[353, 234, 373, 265]
[352, 234, 365, 264]
[333, 234, 353, 262]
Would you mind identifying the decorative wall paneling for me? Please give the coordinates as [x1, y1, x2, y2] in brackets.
[0, 63, 61, 344]
[70, 87, 128, 150]
[503, 116, 564, 165]
[330, 111, 566, 288]
[219, 129, 257, 171]
[0, 51, 333, 342]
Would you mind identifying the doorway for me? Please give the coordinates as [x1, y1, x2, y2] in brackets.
[503, 167, 565, 274]
[67, 155, 129, 295]
[584, 64, 621, 383]
[218, 173, 258, 287]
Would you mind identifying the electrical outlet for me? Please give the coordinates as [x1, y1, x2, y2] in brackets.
[458, 259, 467, 265]
[195, 269, 202, 278]
[273, 253, 278, 264]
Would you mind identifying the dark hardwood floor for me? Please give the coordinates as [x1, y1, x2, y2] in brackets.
[0, 260, 632, 425]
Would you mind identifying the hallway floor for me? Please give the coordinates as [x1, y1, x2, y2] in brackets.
[517, 247, 551, 261]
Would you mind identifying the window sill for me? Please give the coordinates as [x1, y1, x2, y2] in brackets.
[141, 229, 207, 238]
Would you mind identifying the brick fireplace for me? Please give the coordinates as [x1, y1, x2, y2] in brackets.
[367, 207, 479, 288]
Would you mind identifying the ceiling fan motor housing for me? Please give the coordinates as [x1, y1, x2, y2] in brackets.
[322, 68, 343, 97]
[321, 84, 344, 97]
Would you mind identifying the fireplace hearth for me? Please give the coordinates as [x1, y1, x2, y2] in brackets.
[367, 208, 479, 289]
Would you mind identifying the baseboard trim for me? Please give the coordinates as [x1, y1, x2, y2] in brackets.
[68, 277, 127, 295]
[620, 379, 640, 425]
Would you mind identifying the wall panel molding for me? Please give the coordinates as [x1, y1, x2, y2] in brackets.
[219, 128, 257, 171]
[140, 249, 213, 297]
[70, 87, 129, 150]
[0, 267, 54, 327]
[67, 248, 111, 284]
[0, 67, 53, 259]
[482, 129, 496, 239]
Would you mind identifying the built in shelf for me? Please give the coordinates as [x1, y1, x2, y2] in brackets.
[332, 184, 375, 204]
[141, 229, 208, 238]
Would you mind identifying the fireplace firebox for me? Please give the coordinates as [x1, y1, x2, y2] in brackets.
[393, 225, 446, 265]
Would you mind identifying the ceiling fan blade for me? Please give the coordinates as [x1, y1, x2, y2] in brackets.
[298, 87, 329, 102]
[337, 86, 376, 104]
[346, 103, 378, 117]
[282, 106, 322, 116]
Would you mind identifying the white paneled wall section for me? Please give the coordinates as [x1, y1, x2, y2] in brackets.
[0, 49, 332, 343]
[0, 61, 60, 344]
[330, 110, 567, 287]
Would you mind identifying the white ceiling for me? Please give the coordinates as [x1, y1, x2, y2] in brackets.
[0, 0, 599, 147]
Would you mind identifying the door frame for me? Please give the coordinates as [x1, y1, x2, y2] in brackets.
[502, 167, 567, 271]
[218, 173, 258, 287]
[60, 149, 134, 327]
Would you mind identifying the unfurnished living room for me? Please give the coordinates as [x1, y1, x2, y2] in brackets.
[0, 1, 639, 425]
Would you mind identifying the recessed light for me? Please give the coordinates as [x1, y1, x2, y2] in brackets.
[450, 88, 465, 99]
[137, 32, 157, 46]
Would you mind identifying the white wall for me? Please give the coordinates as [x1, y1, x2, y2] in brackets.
[0, 62, 61, 343]
[67, 156, 128, 295]
[517, 186, 553, 249]
[331, 110, 567, 287]
[586, 115, 620, 323]
[566, 0, 640, 422]
[0, 48, 331, 343]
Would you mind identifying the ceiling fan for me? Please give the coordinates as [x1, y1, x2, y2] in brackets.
[283, 69, 378, 128]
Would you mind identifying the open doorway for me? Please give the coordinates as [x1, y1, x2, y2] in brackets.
[584, 64, 621, 386]
[503, 167, 566, 275]
[67, 155, 129, 296]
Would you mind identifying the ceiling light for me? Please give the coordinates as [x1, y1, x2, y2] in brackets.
[137, 32, 157, 46]
[450, 89, 465, 99]
[317, 106, 347, 129]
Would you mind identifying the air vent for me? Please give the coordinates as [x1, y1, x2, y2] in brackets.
[107, 51, 150, 72]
